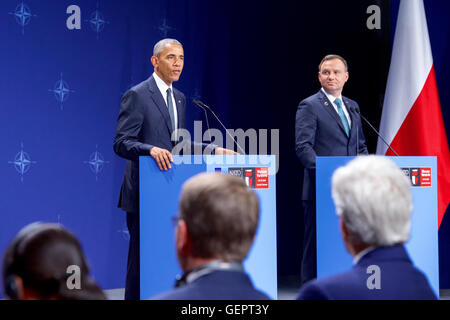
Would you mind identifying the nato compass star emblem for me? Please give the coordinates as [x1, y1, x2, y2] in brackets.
[86, 2, 109, 39]
[84, 146, 109, 180]
[49, 73, 75, 110]
[157, 19, 175, 37]
[9, 2, 37, 35]
[8, 143, 37, 182]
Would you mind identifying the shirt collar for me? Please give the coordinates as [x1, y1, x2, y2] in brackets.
[153, 72, 173, 96]
[353, 246, 376, 265]
[321, 87, 343, 104]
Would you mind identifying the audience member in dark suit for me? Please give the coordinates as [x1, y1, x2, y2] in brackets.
[297, 156, 437, 300]
[295, 54, 368, 285]
[2, 222, 105, 300]
[152, 172, 270, 300]
[114, 38, 236, 300]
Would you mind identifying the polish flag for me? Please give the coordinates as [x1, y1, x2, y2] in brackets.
[376, 0, 450, 228]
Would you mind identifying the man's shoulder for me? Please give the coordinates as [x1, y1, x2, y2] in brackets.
[342, 95, 358, 107]
[306, 268, 359, 289]
[151, 287, 194, 300]
[120, 77, 157, 106]
[296, 91, 327, 116]
[298, 247, 437, 300]
[300, 90, 324, 105]
[297, 268, 370, 300]
[129, 76, 154, 94]
[151, 271, 271, 300]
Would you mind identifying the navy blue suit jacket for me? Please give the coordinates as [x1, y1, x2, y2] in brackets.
[295, 90, 368, 200]
[152, 270, 271, 300]
[113, 75, 187, 213]
[297, 245, 437, 300]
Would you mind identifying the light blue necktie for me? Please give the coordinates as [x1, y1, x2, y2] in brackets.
[166, 88, 176, 133]
[334, 98, 350, 137]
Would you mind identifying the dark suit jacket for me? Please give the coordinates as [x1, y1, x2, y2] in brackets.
[295, 90, 368, 200]
[151, 270, 271, 300]
[113, 75, 187, 213]
[297, 245, 437, 300]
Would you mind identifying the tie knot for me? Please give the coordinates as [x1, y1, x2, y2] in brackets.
[334, 98, 342, 106]
[167, 87, 172, 94]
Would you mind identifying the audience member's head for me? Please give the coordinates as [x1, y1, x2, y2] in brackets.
[331, 155, 412, 255]
[175, 172, 260, 271]
[296, 156, 436, 300]
[2, 222, 106, 300]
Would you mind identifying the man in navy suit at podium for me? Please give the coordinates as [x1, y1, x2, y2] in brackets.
[153, 172, 270, 300]
[295, 54, 368, 286]
[297, 156, 436, 300]
[114, 39, 235, 300]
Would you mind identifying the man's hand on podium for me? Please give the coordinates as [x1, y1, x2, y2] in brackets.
[215, 147, 239, 155]
[150, 146, 238, 171]
[150, 146, 173, 171]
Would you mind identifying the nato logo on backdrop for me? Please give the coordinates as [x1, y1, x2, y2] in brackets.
[8, 143, 37, 182]
[86, 3, 109, 39]
[84, 146, 109, 180]
[9, 2, 36, 35]
[49, 73, 75, 110]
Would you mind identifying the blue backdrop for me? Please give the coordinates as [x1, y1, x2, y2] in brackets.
[0, 0, 229, 292]
[1, 0, 449, 295]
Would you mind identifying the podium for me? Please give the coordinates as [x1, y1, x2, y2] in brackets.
[316, 156, 439, 297]
[139, 155, 278, 299]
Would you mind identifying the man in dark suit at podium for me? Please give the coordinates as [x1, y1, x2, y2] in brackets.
[153, 172, 270, 300]
[114, 38, 235, 300]
[295, 54, 368, 286]
[297, 156, 437, 300]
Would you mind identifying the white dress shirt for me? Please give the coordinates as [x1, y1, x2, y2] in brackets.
[153, 72, 178, 131]
[321, 87, 351, 127]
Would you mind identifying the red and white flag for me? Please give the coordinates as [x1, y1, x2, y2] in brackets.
[377, 0, 450, 228]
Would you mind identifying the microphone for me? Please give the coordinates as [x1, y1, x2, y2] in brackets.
[192, 100, 212, 143]
[351, 107, 399, 156]
[192, 100, 245, 154]
[349, 107, 360, 156]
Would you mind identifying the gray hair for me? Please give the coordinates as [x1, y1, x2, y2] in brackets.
[331, 155, 412, 246]
[179, 172, 259, 262]
[153, 38, 182, 57]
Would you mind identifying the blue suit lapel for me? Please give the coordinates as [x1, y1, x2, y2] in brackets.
[318, 90, 349, 137]
[146, 76, 173, 135]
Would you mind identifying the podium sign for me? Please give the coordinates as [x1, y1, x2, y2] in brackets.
[139, 155, 277, 299]
[316, 156, 439, 297]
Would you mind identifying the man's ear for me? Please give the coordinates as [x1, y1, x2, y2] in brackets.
[339, 216, 356, 256]
[339, 216, 349, 241]
[176, 220, 190, 255]
[150, 55, 158, 68]
[11, 275, 25, 300]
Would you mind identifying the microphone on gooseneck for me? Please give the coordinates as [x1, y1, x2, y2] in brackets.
[352, 107, 360, 155]
[192, 100, 246, 154]
[192, 100, 212, 143]
[350, 107, 399, 156]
